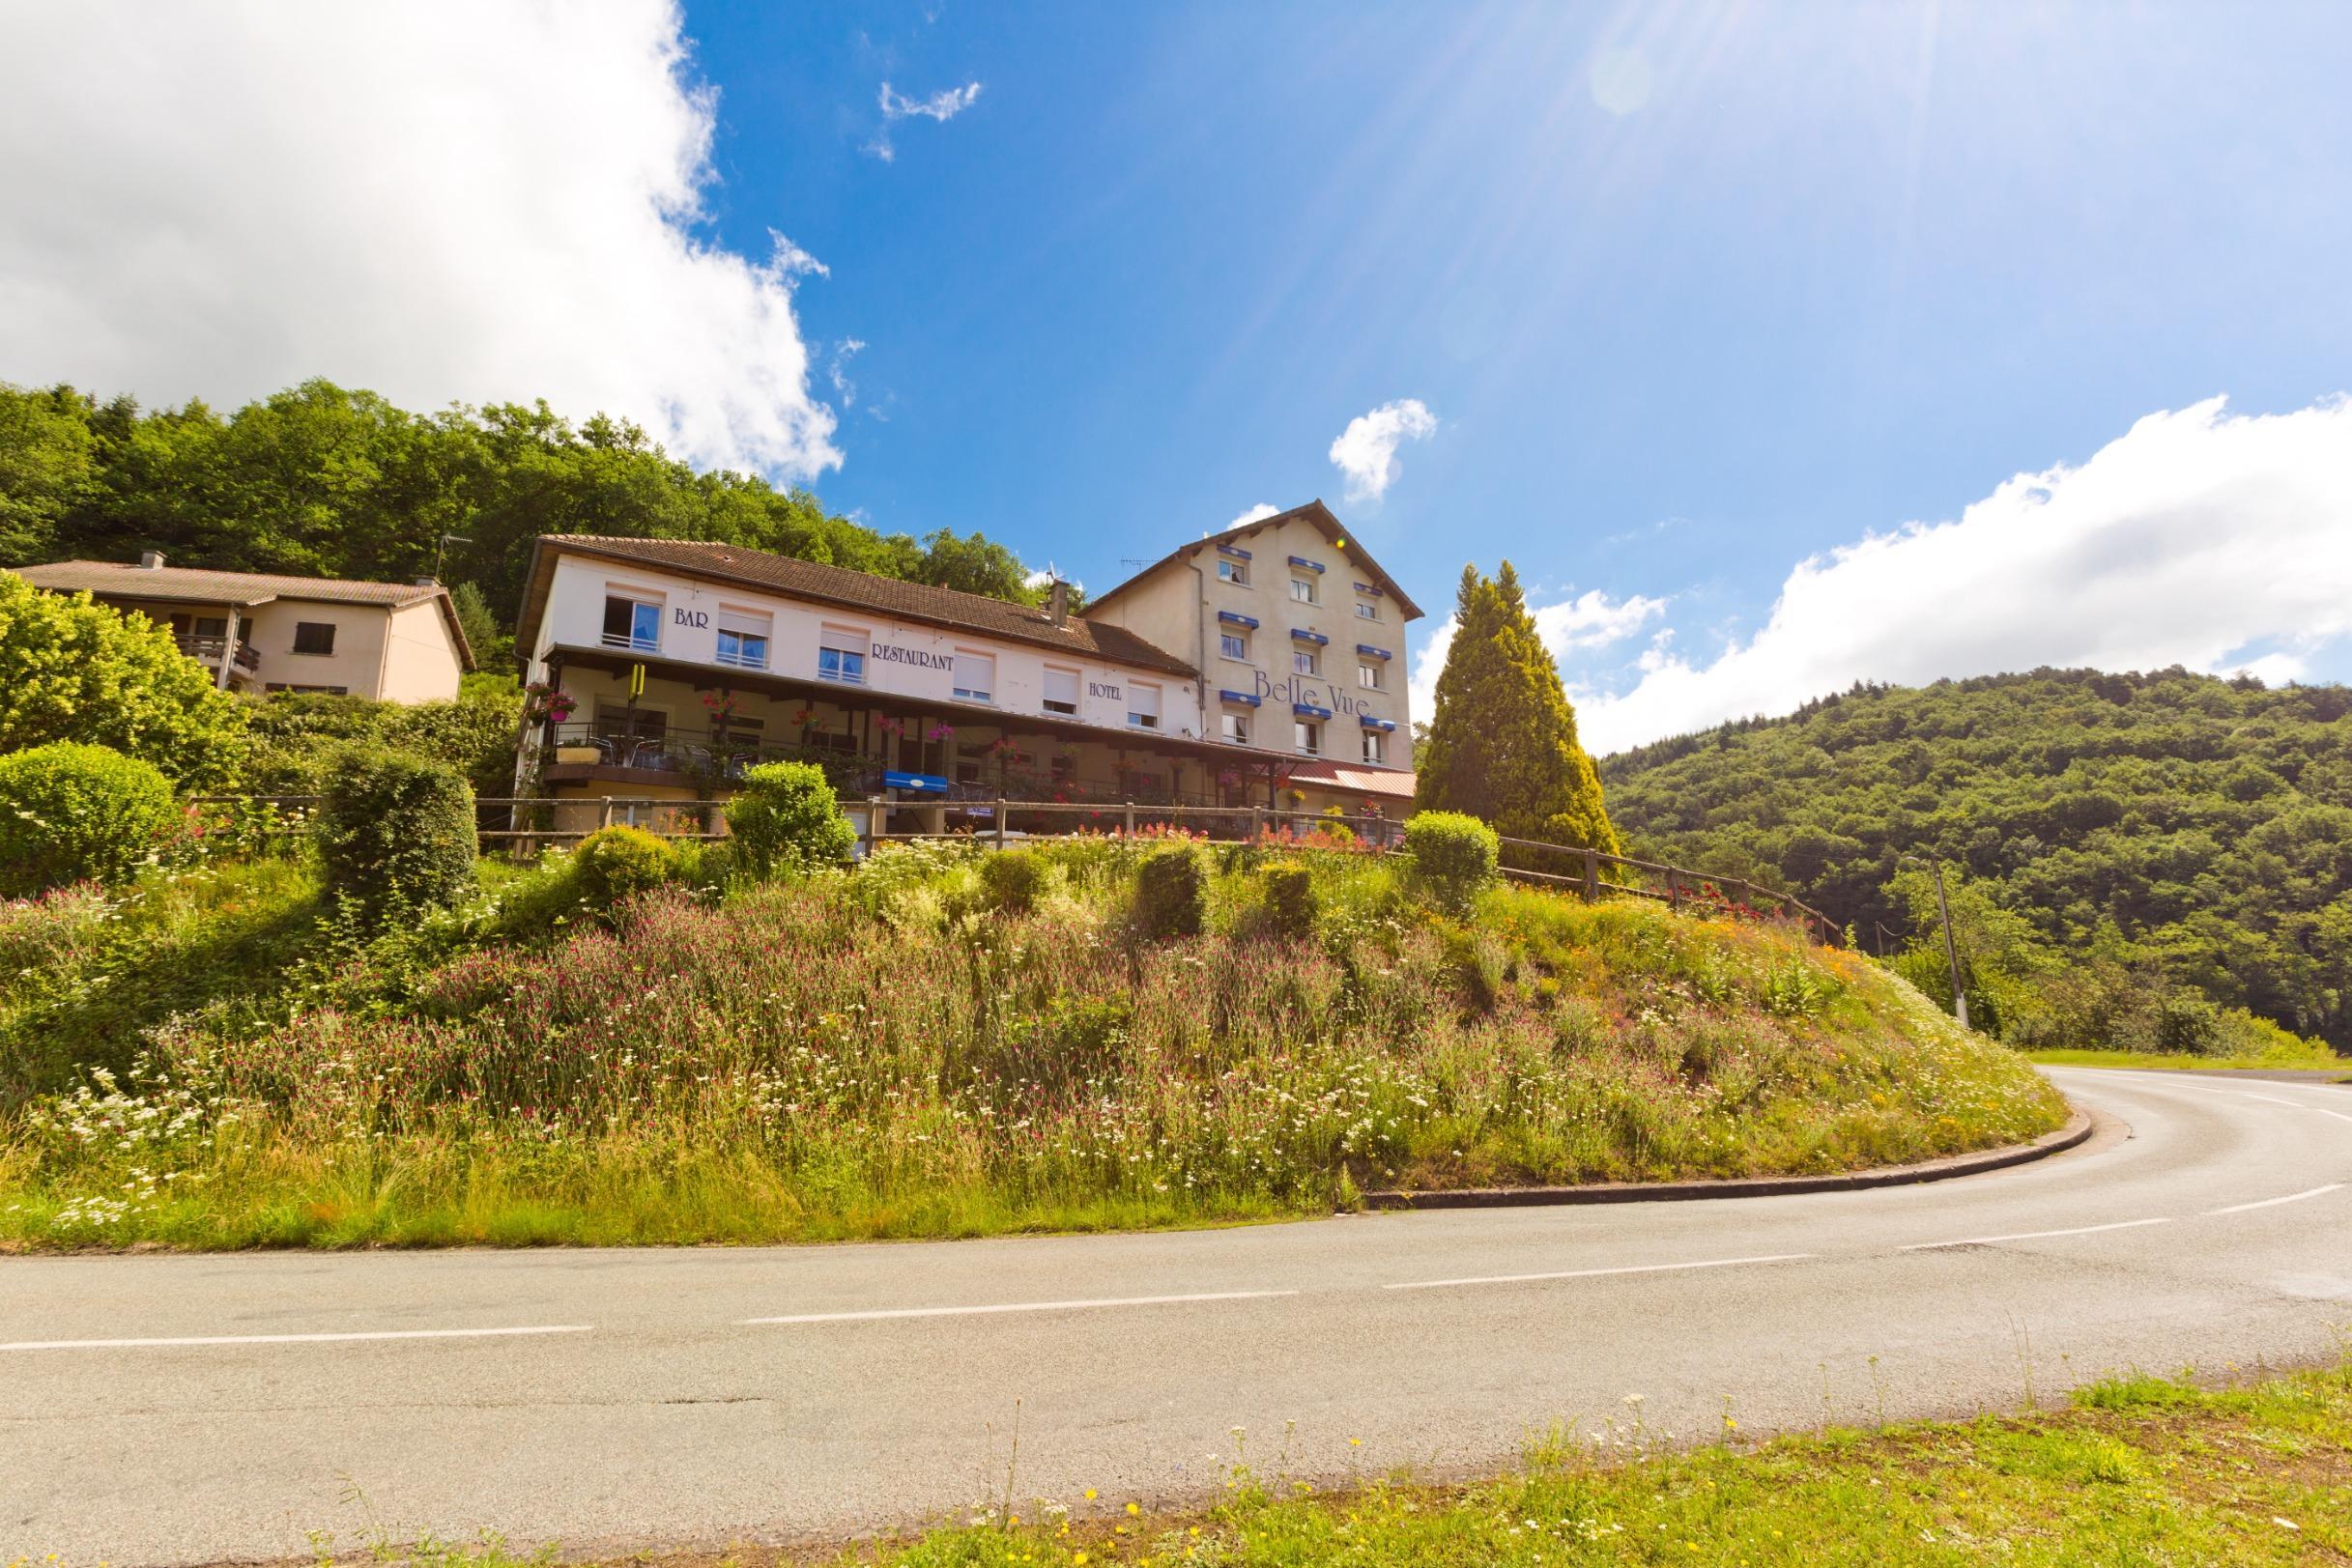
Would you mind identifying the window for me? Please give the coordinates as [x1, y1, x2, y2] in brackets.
[953, 651, 995, 703]
[1219, 630, 1248, 661]
[1295, 720, 1322, 755]
[265, 682, 348, 696]
[602, 593, 661, 652]
[1290, 577, 1317, 604]
[1222, 712, 1250, 744]
[817, 624, 867, 685]
[1293, 648, 1319, 676]
[1358, 662, 1385, 690]
[292, 621, 336, 655]
[1042, 666, 1079, 715]
[1050, 752, 1076, 783]
[715, 610, 771, 670]
[1127, 682, 1162, 730]
[955, 741, 991, 785]
[1355, 601, 1379, 621]
[1362, 730, 1387, 765]
[1218, 557, 1248, 585]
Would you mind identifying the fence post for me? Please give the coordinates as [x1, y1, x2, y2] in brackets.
[1123, 799, 1135, 838]
[598, 797, 613, 831]
[994, 794, 1007, 850]
[1249, 804, 1264, 842]
[1668, 870, 1681, 912]
[864, 793, 883, 857]
[1581, 846, 1599, 902]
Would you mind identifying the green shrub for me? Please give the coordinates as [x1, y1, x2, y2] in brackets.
[726, 760, 855, 876]
[979, 848, 1046, 913]
[1260, 859, 1318, 938]
[0, 742, 179, 898]
[2153, 993, 2223, 1056]
[1133, 843, 1207, 938]
[1404, 811, 1499, 914]
[313, 745, 476, 919]
[571, 825, 682, 909]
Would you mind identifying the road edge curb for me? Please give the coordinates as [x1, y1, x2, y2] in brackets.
[1362, 1104, 2094, 1212]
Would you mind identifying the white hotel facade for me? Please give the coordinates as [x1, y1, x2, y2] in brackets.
[510, 500, 1422, 833]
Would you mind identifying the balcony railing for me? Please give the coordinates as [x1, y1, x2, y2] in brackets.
[176, 635, 261, 671]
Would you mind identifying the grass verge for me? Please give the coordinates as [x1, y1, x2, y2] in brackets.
[2028, 1047, 2350, 1076]
[256, 1364, 2352, 1566]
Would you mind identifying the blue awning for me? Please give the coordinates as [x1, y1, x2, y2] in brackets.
[1359, 716, 1397, 731]
[1356, 643, 1392, 659]
[1287, 556, 1326, 573]
[1216, 610, 1259, 627]
[1354, 581, 1384, 597]
[1218, 689, 1262, 707]
[884, 770, 951, 793]
[1293, 702, 1333, 719]
[1217, 543, 1253, 559]
[1290, 628, 1329, 644]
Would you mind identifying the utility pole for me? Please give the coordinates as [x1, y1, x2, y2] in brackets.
[432, 532, 473, 584]
[1930, 860, 1969, 1031]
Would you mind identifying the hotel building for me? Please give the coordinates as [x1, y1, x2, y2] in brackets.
[509, 499, 1421, 833]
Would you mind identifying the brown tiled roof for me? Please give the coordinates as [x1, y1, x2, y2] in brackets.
[1084, 499, 1427, 620]
[521, 535, 1198, 677]
[14, 559, 474, 669]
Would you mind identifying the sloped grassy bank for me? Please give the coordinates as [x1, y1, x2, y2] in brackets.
[0, 839, 2064, 1248]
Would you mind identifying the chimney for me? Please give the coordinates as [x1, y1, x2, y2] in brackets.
[415, 576, 439, 587]
[1048, 577, 1070, 627]
[138, 550, 165, 570]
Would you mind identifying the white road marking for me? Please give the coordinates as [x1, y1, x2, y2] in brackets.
[2206, 1183, 2346, 1215]
[0, 1325, 593, 1353]
[1384, 1253, 1815, 1292]
[742, 1290, 1298, 1326]
[1901, 1217, 2172, 1252]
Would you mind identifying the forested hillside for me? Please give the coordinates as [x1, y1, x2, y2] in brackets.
[1601, 668, 2352, 1049]
[0, 379, 1043, 645]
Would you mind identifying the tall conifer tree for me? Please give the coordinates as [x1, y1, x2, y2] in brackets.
[1413, 560, 1621, 853]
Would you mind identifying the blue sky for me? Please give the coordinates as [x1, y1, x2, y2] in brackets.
[7, 2, 2352, 748]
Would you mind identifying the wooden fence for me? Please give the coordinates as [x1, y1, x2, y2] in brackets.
[186, 793, 1845, 947]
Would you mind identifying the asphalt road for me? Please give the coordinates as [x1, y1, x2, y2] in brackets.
[6, 1067, 2349, 1565]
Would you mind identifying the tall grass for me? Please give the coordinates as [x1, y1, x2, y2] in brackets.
[0, 840, 2066, 1248]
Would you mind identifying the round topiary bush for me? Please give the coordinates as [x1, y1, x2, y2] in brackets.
[726, 759, 855, 877]
[313, 744, 476, 919]
[980, 847, 1046, 913]
[0, 742, 178, 898]
[571, 824, 683, 910]
[1404, 810, 1500, 915]
[1133, 842, 1207, 938]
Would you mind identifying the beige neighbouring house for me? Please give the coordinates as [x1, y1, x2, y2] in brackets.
[13, 553, 473, 701]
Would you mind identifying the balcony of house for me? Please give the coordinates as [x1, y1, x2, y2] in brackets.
[173, 633, 262, 685]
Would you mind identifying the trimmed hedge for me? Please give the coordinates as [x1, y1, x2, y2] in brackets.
[1133, 843, 1207, 938]
[313, 745, 475, 919]
[726, 760, 855, 877]
[980, 848, 1047, 913]
[0, 742, 178, 898]
[1260, 860, 1318, 938]
[1405, 811, 1499, 914]
[571, 825, 682, 909]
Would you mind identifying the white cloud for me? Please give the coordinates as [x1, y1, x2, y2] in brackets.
[828, 338, 866, 407]
[866, 78, 984, 161]
[1329, 399, 1439, 502]
[1572, 396, 2352, 754]
[768, 232, 830, 283]
[0, 2, 841, 478]
[1408, 586, 1666, 725]
[1225, 502, 1283, 530]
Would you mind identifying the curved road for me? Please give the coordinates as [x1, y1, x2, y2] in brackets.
[6, 1067, 2350, 1565]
